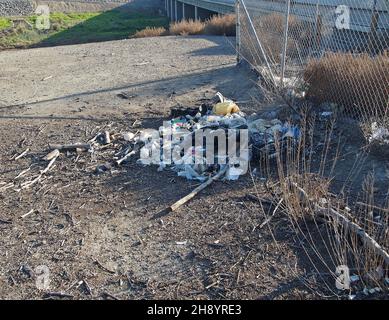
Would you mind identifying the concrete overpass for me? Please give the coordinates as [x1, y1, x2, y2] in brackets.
[164, 0, 234, 21]
[163, 0, 389, 34]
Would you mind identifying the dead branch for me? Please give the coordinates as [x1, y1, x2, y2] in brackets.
[14, 166, 31, 179]
[14, 148, 29, 161]
[171, 166, 228, 212]
[259, 198, 283, 229]
[21, 155, 58, 189]
[0, 183, 14, 192]
[40, 155, 58, 174]
[20, 209, 35, 219]
[292, 182, 389, 265]
[116, 144, 142, 165]
[116, 150, 136, 165]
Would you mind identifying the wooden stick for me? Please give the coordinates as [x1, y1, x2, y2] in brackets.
[0, 183, 14, 192]
[41, 156, 58, 174]
[170, 166, 228, 212]
[259, 198, 283, 229]
[49, 143, 91, 151]
[14, 148, 29, 161]
[21, 156, 58, 190]
[292, 182, 389, 265]
[116, 144, 142, 165]
[116, 150, 136, 165]
[21, 209, 35, 219]
[15, 167, 31, 179]
[21, 175, 42, 189]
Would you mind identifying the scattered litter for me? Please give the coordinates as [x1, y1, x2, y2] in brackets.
[122, 132, 136, 142]
[135, 92, 300, 184]
[368, 287, 381, 294]
[369, 122, 389, 144]
[213, 92, 240, 115]
[320, 111, 333, 117]
[2, 92, 300, 214]
[350, 274, 360, 283]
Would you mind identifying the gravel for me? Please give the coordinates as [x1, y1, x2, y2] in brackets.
[0, 0, 34, 16]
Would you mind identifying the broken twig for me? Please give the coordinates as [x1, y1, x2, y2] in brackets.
[14, 148, 29, 161]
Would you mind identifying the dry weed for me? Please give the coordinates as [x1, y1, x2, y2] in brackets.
[304, 52, 389, 119]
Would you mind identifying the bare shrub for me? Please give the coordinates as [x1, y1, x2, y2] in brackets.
[169, 19, 205, 36]
[204, 14, 236, 36]
[132, 26, 167, 38]
[304, 52, 389, 118]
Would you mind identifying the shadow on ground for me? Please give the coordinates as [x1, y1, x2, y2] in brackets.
[35, 4, 168, 48]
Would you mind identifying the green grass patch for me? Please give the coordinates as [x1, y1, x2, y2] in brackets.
[0, 17, 12, 31]
[0, 10, 169, 49]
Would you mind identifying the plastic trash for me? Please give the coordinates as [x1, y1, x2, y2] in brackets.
[320, 111, 333, 117]
[369, 122, 389, 144]
[213, 101, 240, 116]
[226, 165, 245, 181]
[122, 132, 135, 141]
[212, 92, 240, 116]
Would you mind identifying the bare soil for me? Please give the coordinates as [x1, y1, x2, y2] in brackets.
[0, 36, 387, 300]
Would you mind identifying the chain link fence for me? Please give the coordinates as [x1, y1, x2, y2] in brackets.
[236, 0, 389, 132]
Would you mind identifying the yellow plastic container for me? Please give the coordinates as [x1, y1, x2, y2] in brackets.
[212, 102, 240, 116]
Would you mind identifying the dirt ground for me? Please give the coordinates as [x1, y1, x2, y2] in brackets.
[0, 36, 387, 300]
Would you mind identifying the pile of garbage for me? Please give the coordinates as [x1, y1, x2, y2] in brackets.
[130, 92, 300, 182]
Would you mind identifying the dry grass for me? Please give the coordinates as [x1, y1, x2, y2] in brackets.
[133, 15, 237, 38]
[260, 111, 389, 296]
[133, 26, 167, 38]
[169, 19, 205, 36]
[204, 14, 236, 36]
[304, 52, 389, 119]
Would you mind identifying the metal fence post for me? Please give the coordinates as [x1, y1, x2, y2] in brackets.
[280, 0, 291, 87]
[175, 0, 178, 21]
[236, 0, 241, 64]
